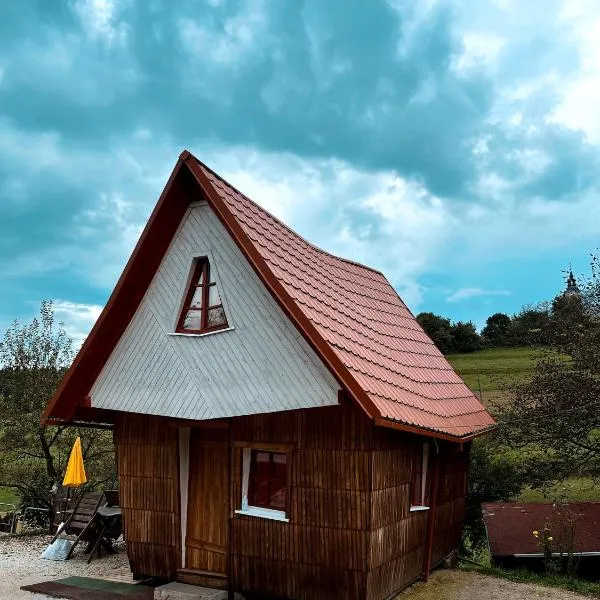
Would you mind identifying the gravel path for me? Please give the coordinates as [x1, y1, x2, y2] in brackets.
[2, 536, 594, 600]
[399, 569, 593, 600]
[0, 533, 130, 600]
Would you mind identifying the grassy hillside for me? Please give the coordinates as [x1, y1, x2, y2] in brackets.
[447, 346, 538, 405]
[448, 346, 600, 503]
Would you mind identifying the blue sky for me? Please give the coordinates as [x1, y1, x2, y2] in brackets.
[2, 0, 599, 345]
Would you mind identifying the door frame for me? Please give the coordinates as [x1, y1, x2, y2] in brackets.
[178, 424, 231, 578]
[178, 427, 191, 569]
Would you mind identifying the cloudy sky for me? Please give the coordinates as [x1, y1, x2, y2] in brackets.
[1, 0, 599, 346]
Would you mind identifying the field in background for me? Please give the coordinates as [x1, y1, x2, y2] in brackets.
[448, 346, 600, 503]
[519, 477, 599, 502]
[0, 486, 19, 509]
[447, 346, 539, 405]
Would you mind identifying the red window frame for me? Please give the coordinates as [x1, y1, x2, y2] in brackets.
[410, 442, 430, 508]
[176, 258, 228, 334]
[247, 450, 288, 512]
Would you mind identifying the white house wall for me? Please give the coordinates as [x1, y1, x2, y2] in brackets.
[90, 202, 340, 419]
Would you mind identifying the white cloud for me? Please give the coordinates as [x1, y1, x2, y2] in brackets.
[549, 8, 600, 143]
[179, 0, 269, 68]
[5, 131, 600, 323]
[72, 0, 128, 45]
[446, 288, 511, 303]
[203, 146, 452, 307]
[53, 300, 103, 348]
[453, 31, 507, 73]
[0, 119, 176, 285]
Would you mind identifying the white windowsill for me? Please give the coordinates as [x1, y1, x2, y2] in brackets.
[410, 505, 430, 512]
[235, 506, 289, 522]
[168, 327, 234, 339]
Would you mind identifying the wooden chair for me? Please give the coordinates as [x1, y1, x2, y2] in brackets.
[50, 486, 79, 534]
[49, 490, 105, 560]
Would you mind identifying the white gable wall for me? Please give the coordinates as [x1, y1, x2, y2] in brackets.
[90, 202, 340, 419]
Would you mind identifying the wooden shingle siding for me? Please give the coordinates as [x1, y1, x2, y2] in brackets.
[431, 444, 470, 565]
[91, 203, 339, 420]
[115, 414, 180, 579]
[367, 434, 428, 598]
[114, 405, 470, 598]
[365, 431, 471, 600]
[230, 405, 372, 600]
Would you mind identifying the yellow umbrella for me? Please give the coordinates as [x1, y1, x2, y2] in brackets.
[63, 437, 87, 488]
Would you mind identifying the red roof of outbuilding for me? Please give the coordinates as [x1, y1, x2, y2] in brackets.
[43, 151, 495, 440]
[482, 502, 600, 556]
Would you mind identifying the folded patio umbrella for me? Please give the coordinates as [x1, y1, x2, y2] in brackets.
[63, 437, 87, 488]
[42, 437, 88, 560]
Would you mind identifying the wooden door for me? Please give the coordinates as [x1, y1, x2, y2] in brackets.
[185, 427, 229, 576]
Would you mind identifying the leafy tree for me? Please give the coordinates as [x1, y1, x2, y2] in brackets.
[450, 321, 481, 353]
[496, 257, 600, 486]
[462, 437, 524, 554]
[416, 312, 455, 354]
[508, 305, 551, 346]
[0, 301, 116, 512]
[482, 313, 512, 346]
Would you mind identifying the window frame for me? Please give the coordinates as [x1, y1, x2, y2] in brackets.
[235, 447, 290, 523]
[410, 441, 431, 512]
[176, 258, 228, 335]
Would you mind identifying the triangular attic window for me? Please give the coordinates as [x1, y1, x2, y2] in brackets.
[176, 258, 228, 334]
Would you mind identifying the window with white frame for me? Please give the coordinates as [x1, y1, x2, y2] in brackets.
[410, 442, 430, 510]
[236, 448, 289, 522]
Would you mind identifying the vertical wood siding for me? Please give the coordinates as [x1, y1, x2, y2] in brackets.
[366, 429, 427, 600]
[91, 202, 339, 420]
[230, 405, 373, 600]
[115, 413, 180, 578]
[115, 407, 470, 599]
[431, 443, 471, 565]
[365, 430, 471, 600]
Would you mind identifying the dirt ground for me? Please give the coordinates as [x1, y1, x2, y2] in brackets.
[0, 533, 130, 600]
[2, 535, 594, 600]
[399, 569, 592, 600]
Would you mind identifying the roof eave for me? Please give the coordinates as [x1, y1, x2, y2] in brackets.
[42, 154, 192, 423]
[375, 416, 498, 443]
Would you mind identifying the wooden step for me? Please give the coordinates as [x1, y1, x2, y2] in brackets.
[177, 569, 226, 590]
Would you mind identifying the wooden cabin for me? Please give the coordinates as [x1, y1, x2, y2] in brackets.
[44, 151, 495, 600]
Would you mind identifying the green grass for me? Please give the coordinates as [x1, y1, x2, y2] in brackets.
[460, 561, 600, 597]
[447, 346, 538, 404]
[0, 486, 19, 509]
[519, 477, 600, 503]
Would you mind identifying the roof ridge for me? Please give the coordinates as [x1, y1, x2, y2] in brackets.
[185, 153, 387, 277]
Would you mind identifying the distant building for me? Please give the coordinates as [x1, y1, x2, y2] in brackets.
[482, 502, 600, 576]
[563, 268, 580, 298]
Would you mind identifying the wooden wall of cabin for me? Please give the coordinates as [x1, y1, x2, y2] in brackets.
[431, 442, 471, 565]
[366, 428, 428, 600]
[229, 404, 373, 600]
[114, 413, 180, 579]
[365, 430, 471, 600]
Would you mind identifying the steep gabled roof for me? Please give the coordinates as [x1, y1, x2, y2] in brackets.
[44, 151, 495, 441]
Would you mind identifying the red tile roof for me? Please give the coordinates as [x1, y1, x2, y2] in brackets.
[482, 503, 600, 556]
[44, 151, 495, 440]
[190, 155, 495, 439]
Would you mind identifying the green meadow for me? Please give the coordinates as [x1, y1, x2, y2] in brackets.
[448, 346, 600, 503]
